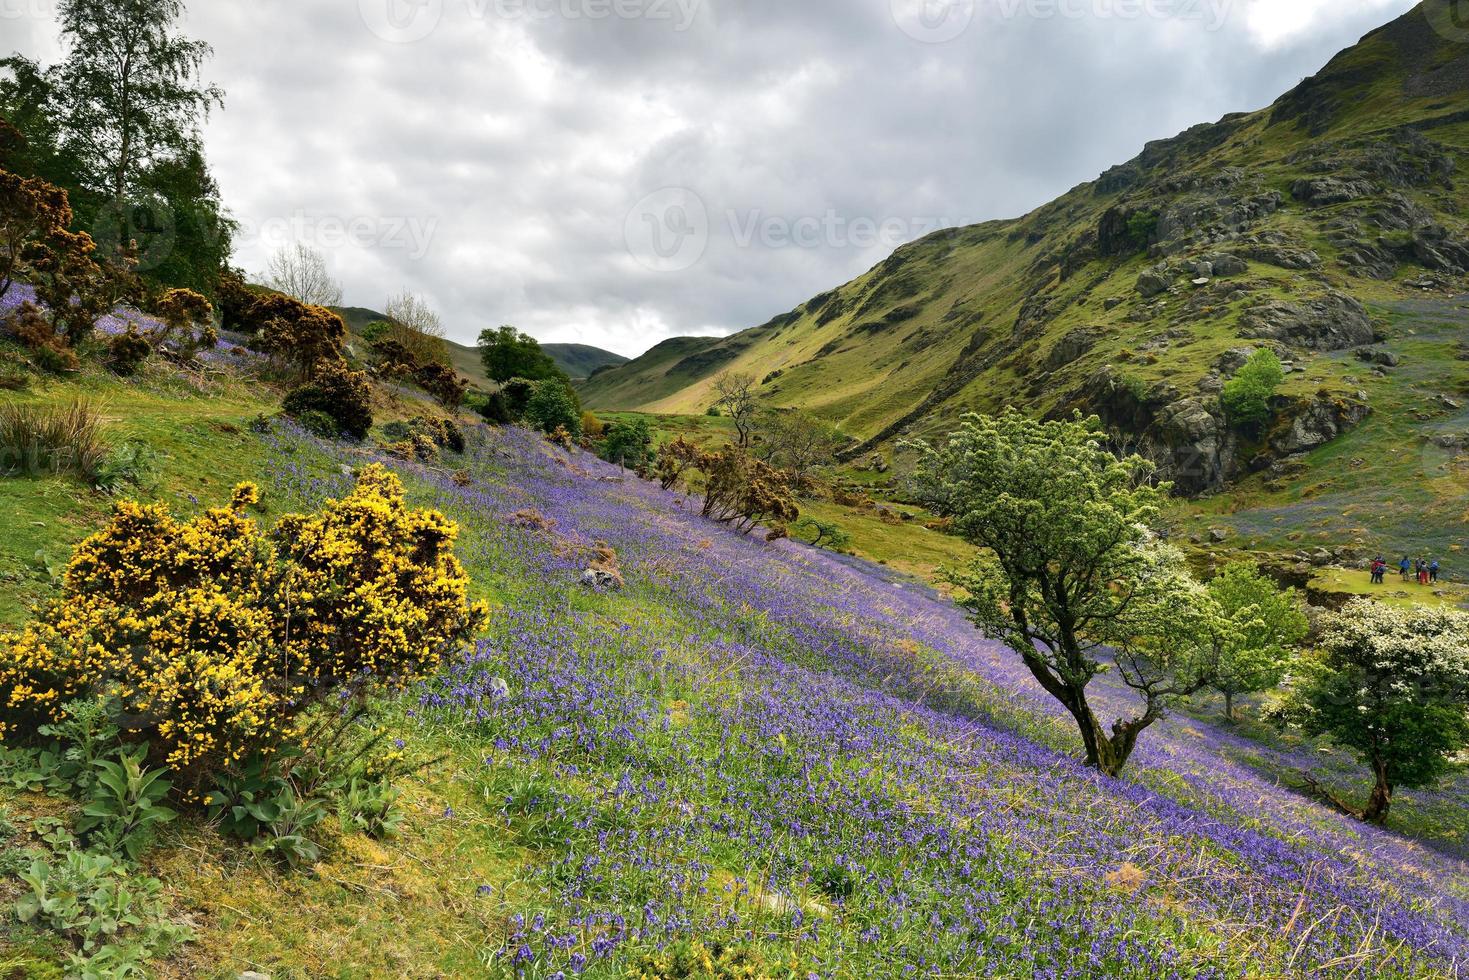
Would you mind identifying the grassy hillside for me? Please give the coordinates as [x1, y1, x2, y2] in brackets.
[3, 360, 1467, 977]
[583, 0, 1469, 555]
[336, 307, 626, 384]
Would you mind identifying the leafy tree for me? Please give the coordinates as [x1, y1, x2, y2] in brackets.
[711, 372, 758, 448]
[266, 242, 342, 308]
[523, 379, 581, 437]
[908, 410, 1217, 777]
[1208, 563, 1308, 721]
[479, 325, 563, 384]
[129, 148, 233, 296]
[1221, 350, 1284, 434]
[49, 0, 223, 207]
[757, 410, 845, 491]
[601, 416, 653, 470]
[1289, 600, 1469, 824]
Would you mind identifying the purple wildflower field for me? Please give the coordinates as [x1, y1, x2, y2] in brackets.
[265, 423, 1469, 978]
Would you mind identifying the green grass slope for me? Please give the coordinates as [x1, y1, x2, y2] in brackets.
[582, 2, 1469, 521]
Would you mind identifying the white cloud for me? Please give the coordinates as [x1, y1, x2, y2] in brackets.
[2, 0, 1427, 357]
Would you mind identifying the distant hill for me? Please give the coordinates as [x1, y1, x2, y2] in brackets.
[334, 307, 626, 384]
[581, 0, 1469, 545]
[542, 343, 629, 380]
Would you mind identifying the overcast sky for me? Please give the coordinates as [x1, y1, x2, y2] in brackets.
[6, 0, 1418, 356]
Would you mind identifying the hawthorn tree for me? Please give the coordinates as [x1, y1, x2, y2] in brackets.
[758, 410, 845, 492]
[907, 409, 1218, 777]
[601, 416, 653, 471]
[711, 372, 758, 448]
[1208, 562, 1308, 721]
[1290, 600, 1469, 824]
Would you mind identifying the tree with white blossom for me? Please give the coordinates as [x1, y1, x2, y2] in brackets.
[1291, 599, 1469, 824]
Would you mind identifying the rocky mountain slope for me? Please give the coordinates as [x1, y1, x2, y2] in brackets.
[584, 0, 1469, 502]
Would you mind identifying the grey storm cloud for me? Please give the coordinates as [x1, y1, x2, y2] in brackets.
[3, 0, 1418, 356]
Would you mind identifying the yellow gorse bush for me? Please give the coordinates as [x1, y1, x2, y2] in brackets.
[0, 465, 486, 783]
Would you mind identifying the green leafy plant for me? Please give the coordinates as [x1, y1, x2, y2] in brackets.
[92, 440, 160, 495]
[338, 775, 403, 840]
[16, 850, 189, 969]
[76, 748, 177, 861]
[252, 790, 326, 871]
[205, 754, 294, 841]
[1221, 350, 1284, 434]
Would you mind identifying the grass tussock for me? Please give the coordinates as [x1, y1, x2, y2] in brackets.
[0, 398, 107, 481]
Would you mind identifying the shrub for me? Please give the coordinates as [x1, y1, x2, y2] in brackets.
[415, 362, 467, 409]
[1125, 210, 1159, 251]
[106, 327, 153, 376]
[256, 301, 347, 374]
[580, 412, 605, 440]
[1221, 350, 1284, 433]
[601, 416, 653, 471]
[381, 416, 465, 458]
[795, 517, 852, 551]
[500, 377, 536, 419]
[282, 360, 373, 440]
[696, 446, 799, 534]
[475, 390, 512, 426]
[0, 398, 106, 480]
[0, 467, 487, 785]
[292, 408, 340, 439]
[524, 379, 582, 436]
[149, 287, 217, 359]
[369, 334, 419, 381]
[5, 300, 79, 373]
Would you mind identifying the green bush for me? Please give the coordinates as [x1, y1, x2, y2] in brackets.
[1221, 350, 1284, 433]
[601, 416, 653, 470]
[524, 379, 582, 437]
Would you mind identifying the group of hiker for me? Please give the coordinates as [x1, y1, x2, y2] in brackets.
[1369, 555, 1441, 585]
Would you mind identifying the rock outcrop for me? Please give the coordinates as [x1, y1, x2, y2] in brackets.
[1237, 292, 1373, 350]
